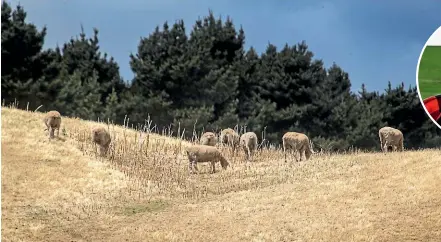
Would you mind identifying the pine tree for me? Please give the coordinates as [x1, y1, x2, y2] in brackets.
[103, 87, 119, 123]
[1, 1, 49, 106]
[54, 70, 102, 120]
[60, 27, 125, 106]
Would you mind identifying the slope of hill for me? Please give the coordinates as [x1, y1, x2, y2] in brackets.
[2, 107, 441, 241]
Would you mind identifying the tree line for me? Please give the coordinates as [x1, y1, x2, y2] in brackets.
[2, 2, 440, 151]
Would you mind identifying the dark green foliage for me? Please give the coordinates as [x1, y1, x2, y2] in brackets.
[4, 1, 441, 150]
[128, 12, 243, 133]
[350, 86, 387, 150]
[59, 26, 126, 108]
[54, 70, 102, 120]
[1, 1, 50, 107]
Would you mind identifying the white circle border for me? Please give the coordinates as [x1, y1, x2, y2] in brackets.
[415, 25, 441, 130]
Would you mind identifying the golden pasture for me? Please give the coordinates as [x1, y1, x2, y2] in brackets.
[2, 107, 441, 241]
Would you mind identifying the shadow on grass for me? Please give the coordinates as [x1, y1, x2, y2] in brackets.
[116, 200, 169, 216]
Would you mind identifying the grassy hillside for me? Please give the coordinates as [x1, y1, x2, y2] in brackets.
[2, 107, 441, 241]
[418, 46, 441, 99]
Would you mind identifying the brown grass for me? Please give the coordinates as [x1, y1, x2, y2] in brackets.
[2, 107, 441, 242]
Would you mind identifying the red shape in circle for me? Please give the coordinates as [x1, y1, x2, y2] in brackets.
[423, 95, 441, 122]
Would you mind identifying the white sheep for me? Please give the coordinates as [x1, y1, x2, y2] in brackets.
[185, 144, 230, 174]
[378, 126, 404, 152]
[200, 132, 217, 146]
[239, 131, 258, 162]
[43, 110, 62, 139]
[220, 128, 240, 153]
[282, 131, 314, 162]
[91, 126, 112, 157]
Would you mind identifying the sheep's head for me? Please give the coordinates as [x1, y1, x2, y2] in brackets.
[221, 160, 230, 169]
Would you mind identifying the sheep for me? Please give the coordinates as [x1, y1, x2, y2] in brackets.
[91, 126, 112, 157]
[378, 126, 404, 152]
[220, 128, 240, 153]
[200, 132, 217, 146]
[239, 132, 258, 162]
[43, 110, 62, 139]
[185, 144, 230, 174]
[282, 132, 314, 162]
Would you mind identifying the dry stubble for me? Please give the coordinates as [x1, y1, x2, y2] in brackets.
[2, 107, 441, 241]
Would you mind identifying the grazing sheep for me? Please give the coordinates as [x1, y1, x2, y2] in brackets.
[240, 132, 258, 162]
[43, 110, 62, 139]
[378, 126, 404, 152]
[91, 126, 112, 157]
[282, 132, 314, 162]
[185, 144, 230, 174]
[220, 128, 240, 153]
[200, 132, 217, 146]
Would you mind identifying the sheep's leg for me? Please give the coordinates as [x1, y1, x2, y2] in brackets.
[188, 160, 193, 174]
[228, 140, 233, 155]
[379, 136, 384, 152]
[99, 145, 106, 157]
[289, 148, 295, 162]
[210, 161, 216, 174]
[189, 160, 198, 174]
[382, 141, 388, 153]
[193, 161, 199, 174]
[284, 146, 287, 163]
[101, 144, 110, 157]
[293, 148, 298, 162]
[56, 127, 60, 137]
[302, 147, 307, 161]
[381, 135, 387, 152]
[250, 148, 254, 162]
[49, 127, 55, 139]
[244, 146, 252, 169]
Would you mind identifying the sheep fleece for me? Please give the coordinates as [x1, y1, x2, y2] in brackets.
[43, 110, 62, 138]
[282, 132, 313, 161]
[91, 127, 111, 147]
[378, 126, 404, 151]
[200, 132, 217, 146]
[220, 128, 240, 147]
[240, 131, 258, 159]
[185, 144, 229, 168]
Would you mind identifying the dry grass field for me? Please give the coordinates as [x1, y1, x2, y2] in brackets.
[2, 107, 441, 241]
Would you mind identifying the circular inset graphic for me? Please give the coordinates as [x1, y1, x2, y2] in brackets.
[416, 26, 441, 129]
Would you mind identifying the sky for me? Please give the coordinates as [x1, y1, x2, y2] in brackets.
[6, 0, 441, 93]
[426, 26, 441, 46]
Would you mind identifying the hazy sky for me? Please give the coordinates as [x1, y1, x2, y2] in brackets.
[7, 0, 441, 93]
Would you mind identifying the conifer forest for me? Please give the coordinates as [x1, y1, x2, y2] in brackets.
[2, 1, 441, 151]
